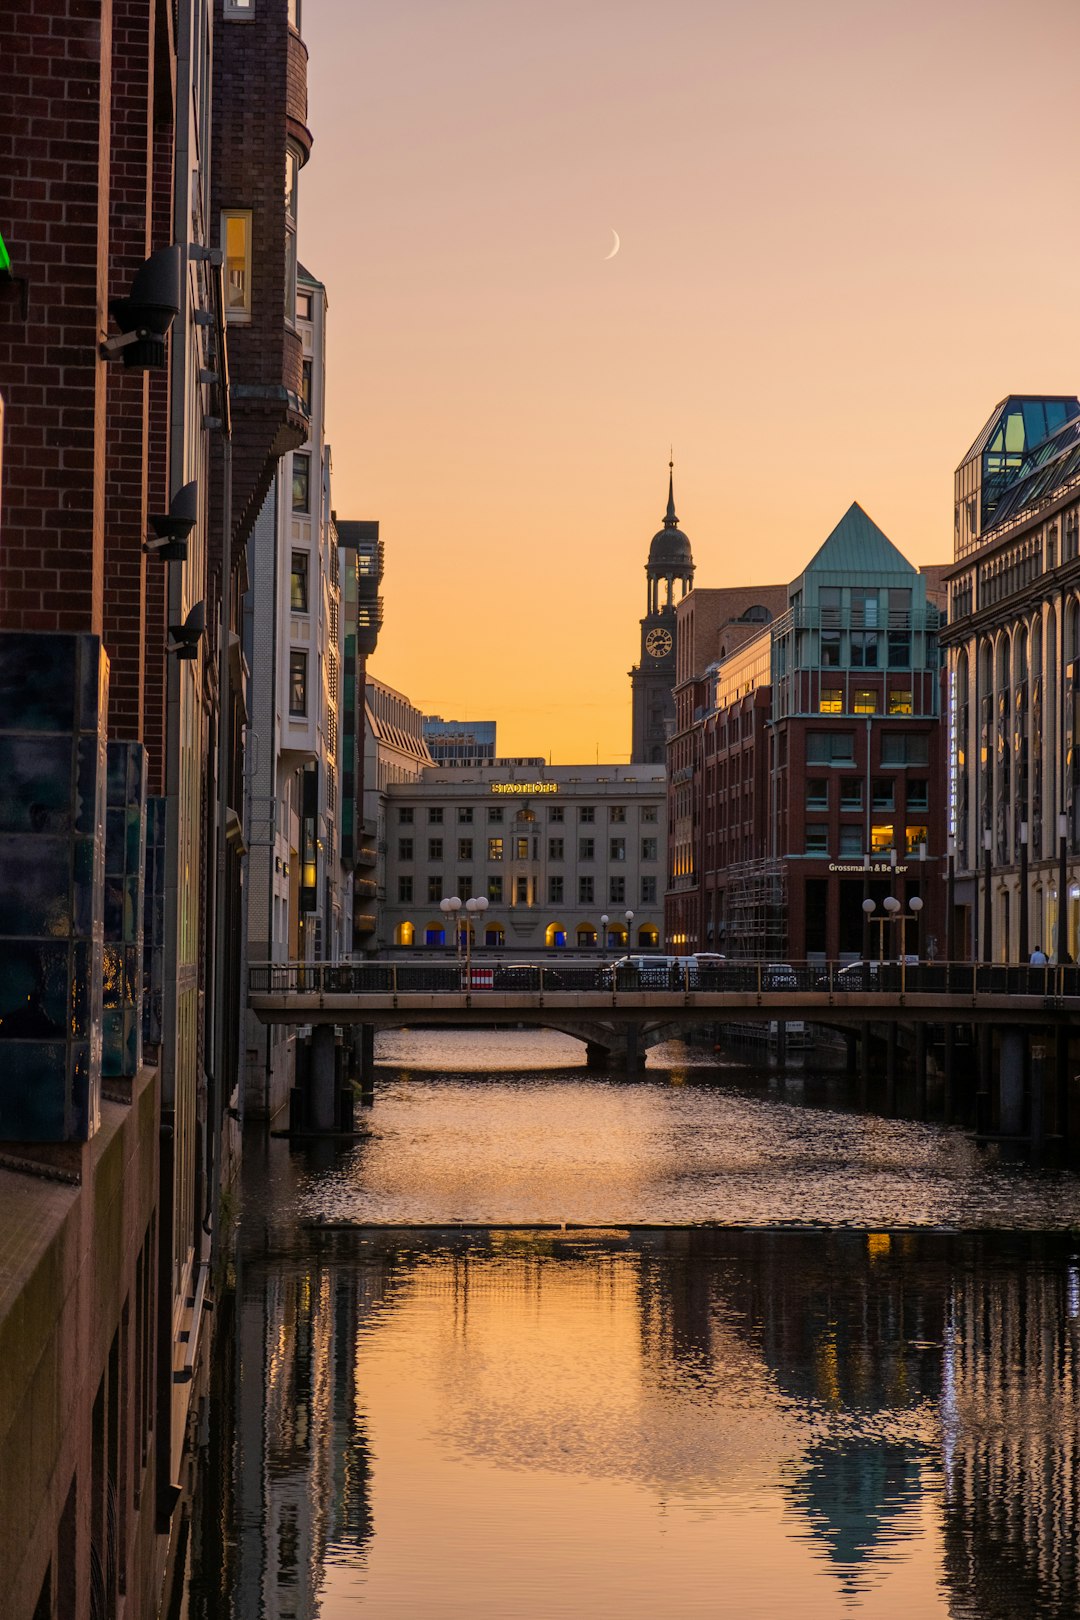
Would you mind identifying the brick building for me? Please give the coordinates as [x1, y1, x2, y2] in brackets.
[667, 505, 949, 963]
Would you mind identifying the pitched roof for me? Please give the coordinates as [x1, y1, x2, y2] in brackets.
[801, 502, 914, 578]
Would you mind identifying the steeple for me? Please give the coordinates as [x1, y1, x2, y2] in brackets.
[664, 459, 678, 528]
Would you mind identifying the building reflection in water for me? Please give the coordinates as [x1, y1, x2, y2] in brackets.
[193, 1218, 1080, 1619]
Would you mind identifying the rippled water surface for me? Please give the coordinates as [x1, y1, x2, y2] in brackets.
[188, 1031, 1080, 1619]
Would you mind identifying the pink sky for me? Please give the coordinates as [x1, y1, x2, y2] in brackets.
[299, 0, 1080, 762]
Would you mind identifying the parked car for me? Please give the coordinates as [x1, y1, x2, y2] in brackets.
[762, 962, 799, 991]
[609, 954, 683, 989]
[816, 960, 881, 990]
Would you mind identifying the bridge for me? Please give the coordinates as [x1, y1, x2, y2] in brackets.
[248, 959, 1080, 1150]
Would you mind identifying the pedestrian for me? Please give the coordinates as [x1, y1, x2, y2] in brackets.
[1030, 946, 1048, 966]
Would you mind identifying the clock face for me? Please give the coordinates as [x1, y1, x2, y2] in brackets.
[645, 627, 673, 659]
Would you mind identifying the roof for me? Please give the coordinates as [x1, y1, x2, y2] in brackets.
[959, 394, 1079, 467]
[985, 411, 1080, 534]
[800, 502, 915, 578]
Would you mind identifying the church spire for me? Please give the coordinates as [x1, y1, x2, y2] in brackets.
[664, 457, 678, 528]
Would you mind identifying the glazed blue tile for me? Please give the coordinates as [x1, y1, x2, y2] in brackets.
[0, 736, 74, 836]
[0, 835, 71, 938]
[0, 941, 69, 1038]
[0, 1043, 68, 1140]
[0, 635, 76, 735]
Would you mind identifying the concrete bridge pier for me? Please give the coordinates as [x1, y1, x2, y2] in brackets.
[310, 1024, 338, 1133]
[943, 1026, 955, 1123]
[585, 1041, 610, 1070]
[622, 1024, 643, 1073]
[998, 1027, 1026, 1138]
[1030, 1040, 1047, 1164]
[1056, 1027, 1071, 1145]
[914, 1023, 928, 1120]
[886, 1024, 898, 1115]
[359, 1023, 376, 1107]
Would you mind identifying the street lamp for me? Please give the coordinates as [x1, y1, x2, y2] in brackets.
[439, 894, 462, 957]
[946, 834, 956, 963]
[464, 894, 488, 982]
[983, 826, 992, 964]
[1019, 820, 1029, 962]
[625, 909, 635, 949]
[905, 895, 924, 993]
[599, 913, 609, 952]
[1057, 811, 1071, 963]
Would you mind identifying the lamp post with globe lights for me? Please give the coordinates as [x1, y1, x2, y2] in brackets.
[464, 894, 488, 983]
[439, 895, 462, 958]
[625, 910, 634, 950]
[599, 914, 609, 953]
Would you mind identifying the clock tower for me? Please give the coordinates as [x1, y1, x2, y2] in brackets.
[630, 463, 694, 763]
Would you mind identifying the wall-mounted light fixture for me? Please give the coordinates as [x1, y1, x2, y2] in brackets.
[146, 480, 198, 563]
[101, 244, 181, 368]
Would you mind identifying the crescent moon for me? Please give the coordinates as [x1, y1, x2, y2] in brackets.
[604, 228, 620, 261]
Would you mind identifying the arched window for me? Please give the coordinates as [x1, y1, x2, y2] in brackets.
[394, 921, 414, 947]
[577, 924, 597, 948]
[424, 924, 446, 947]
[545, 922, 567, 949]
[484, 924, 505, 947]
[637, 924, 659, 948]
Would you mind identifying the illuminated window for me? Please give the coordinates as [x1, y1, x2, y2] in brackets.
[221, 210, 252, 318]
[819, 688, 843, 714]
[300, 359, 312, 415]
[906, 824, 929, 854]
[870, 824, 894, 854]
[515, 837, 529, 859]
[853, 689, 878, 714]
[889, 690, 913, 715]
[487, 838, 503, 861]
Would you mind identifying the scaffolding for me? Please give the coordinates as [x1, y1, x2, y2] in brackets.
[723, 858, 788, 960]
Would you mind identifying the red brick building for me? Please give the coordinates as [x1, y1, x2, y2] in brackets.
[667, 505, 950, 963]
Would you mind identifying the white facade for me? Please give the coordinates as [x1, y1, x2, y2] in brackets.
[380, 765, 668, 954]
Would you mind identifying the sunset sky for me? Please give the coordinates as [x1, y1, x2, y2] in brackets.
[299, 0, 1080, 762]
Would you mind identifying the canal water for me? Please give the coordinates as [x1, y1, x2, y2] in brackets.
[189, 1031, 1080, 1618]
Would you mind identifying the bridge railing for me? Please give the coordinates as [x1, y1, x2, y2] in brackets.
[249, 959, 1080, 998]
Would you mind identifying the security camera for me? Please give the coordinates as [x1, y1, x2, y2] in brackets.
[167, 600, 205, 660]
[146, 481, 198, 562]
[102, 244, 181, 368]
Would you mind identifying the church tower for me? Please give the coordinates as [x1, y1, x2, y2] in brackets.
[630, 463, 694, 763]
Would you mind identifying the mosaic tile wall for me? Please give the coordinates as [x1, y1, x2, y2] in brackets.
[103, 742, 146, 1081]
[0, 633, 108, 1141]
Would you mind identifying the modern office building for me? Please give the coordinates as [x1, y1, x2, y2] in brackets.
[423, 716, 498, 765]
[667, 505, 948, 961]
[630, 466, 695, 763]
[942, 395, 1080, 961]
[381, 765, 667, 953]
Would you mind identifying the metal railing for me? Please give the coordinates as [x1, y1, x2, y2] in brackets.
[248, 959, 1080, 999]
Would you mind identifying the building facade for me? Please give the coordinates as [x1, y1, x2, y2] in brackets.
[423, 716, 498, 766]
[667, 505, 948, 962]
[943, 395, 1080, 961]
[382, 766, 667, 954]
[337, 520, 384, 951]
[630, 467, 694, 764]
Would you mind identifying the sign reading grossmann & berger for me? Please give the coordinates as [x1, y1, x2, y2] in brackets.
[829, 860, 909, 874]
[490, 782, 558, 794]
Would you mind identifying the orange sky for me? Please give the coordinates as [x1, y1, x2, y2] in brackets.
[299, 0, 1080, 763]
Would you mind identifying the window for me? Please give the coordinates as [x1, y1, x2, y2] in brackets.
[888, 632, 910, 667]
[610, 806, 626, 823]
[397, 876, 413, 903]
[819, 688, 843, 714]
[225, 0, 255, 14]
[458, 807, 473, 823]
[805, 824, 829, 854]
[852, 587, 879, 627]
[222, 211, 253, 320]
[610, 837, 626, 861]
[888, 689, 913, 715]
[642, 807, 658, 823]
[872, 778, 894, 809]
[819, 585, 841, 622]
[398, 807, 413, 824]
[289, 651, 307, 715]
[549, 876, 564, 904]
[609, 876, 626, 904]
[641, 876, 657, 905]
[429, 808, 443, 824]
[398, 838, 413, 861]
[881, 733, 928, 765]
[488, 875, 503, 903]
[295, 290, 312, 321]
[579, 876, 595, 904]
[428, 838, 443, 861]
[851, 631, 878, 667]
[579, 838, 594, 861]
[515, 877, 529, 905]
[549, 806, 564, 823]
[579, 806, 595, 823]
[806, 731, 854, 764]
[838, 826, 863, 856]
[488, 806, 503, 822]
[300, 359, 312, 416]
[906, 778, 929, 810]
[285, 146, 299, 317]
[548, 837, 564, 861]
[458, 875, 473, 900]
[509, 837, 524, 860]
[870, 824, 894, 854]
[458, 838, 473, 861]
[292, 452, 310, 513]
[427, 875, 443, 903]
[488, 837, 503, 861]
[820, 629, 841, 667]
[839, 780, 863, 810]
[905, 824, 929, 855]
[290, 550, 309, 612]
[288, 0, 301, 29]
[641, 837, 657, 861]
[853, 688, 878, 714]
[806, 778, 829, 809]
[888, 587, 911, 620]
